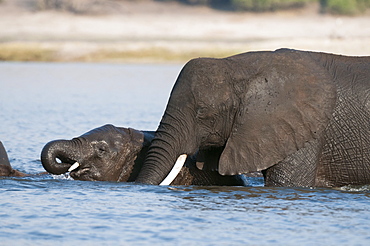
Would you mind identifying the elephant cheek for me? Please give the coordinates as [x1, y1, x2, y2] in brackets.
[94, 162, 121, 182]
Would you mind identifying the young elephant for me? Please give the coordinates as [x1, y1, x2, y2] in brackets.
[41, 125, 247, 186]
[0, 141, 27, 177]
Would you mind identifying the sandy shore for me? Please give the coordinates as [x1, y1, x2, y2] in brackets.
[0, 0, 370, 62]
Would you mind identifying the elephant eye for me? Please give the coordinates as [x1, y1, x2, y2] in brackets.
[197, 110, 218, 130]
[196, 107, 209, 119]
[94, 141, 109, 157]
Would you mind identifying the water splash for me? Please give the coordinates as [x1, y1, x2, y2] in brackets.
[51, 173, 74, 180]
[336, 184, 370, 192]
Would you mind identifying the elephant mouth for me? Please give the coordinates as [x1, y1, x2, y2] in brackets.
[67, 162, 104, 181]
[55, 158, 80, 174]
[69, 165, 96, 181]
[66, 162, 83, 178]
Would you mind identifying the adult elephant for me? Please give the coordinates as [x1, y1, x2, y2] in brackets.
[41, 124, 248, 186]
[136, 48, 370, 187]
[0, 141, 27, 177]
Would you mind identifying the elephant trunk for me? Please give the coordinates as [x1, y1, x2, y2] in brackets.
[136, 106, 197, 185]
[41, 139, 82, 175]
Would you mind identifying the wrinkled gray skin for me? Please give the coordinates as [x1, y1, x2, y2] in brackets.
[41, 125, 248, 186]
[0, 141, 27, 177]
[136, 48, 370, 187]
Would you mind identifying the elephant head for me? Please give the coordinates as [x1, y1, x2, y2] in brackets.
[41, 124, 146, 182]
[136, 49, 337, 185]
[0, 141, 27, 177]
[41, 124, 247, 186]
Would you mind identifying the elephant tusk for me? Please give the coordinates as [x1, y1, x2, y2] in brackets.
[159, 154, 187, 186]
[68, 162, 80, 172]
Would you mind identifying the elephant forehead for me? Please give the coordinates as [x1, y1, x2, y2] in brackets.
[193, 82, 233, 107]
[190, 72, 233, 106]
[82, 125, 129, 142]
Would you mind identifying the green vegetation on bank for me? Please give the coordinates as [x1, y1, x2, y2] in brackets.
[320, 0, 370, 14]
[178, 0, 370, 15]
[81, 48, 239, 63]
[0, 43, 242, 63]
[16, 0, 370, 15]
[228, 0, 314, 12]
[0, 44, 57, 62]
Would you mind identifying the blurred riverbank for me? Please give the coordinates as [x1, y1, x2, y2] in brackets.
[0, 0, 369, 63]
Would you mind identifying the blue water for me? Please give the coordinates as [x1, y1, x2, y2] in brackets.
[1, 62, 370, 245]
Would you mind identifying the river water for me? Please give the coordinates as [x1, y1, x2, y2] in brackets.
[0, 62, 369, 245]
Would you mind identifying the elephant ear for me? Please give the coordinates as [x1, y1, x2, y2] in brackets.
[218, 51, 336, 175]
[127, 128, 145, 151]
[115, 127, 145, 182]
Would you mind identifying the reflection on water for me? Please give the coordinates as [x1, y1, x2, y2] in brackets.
[1, 63, 370, 245]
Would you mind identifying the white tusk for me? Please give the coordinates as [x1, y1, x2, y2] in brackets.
[159, 154, 187, 186]
[68, 162, 80, 172]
